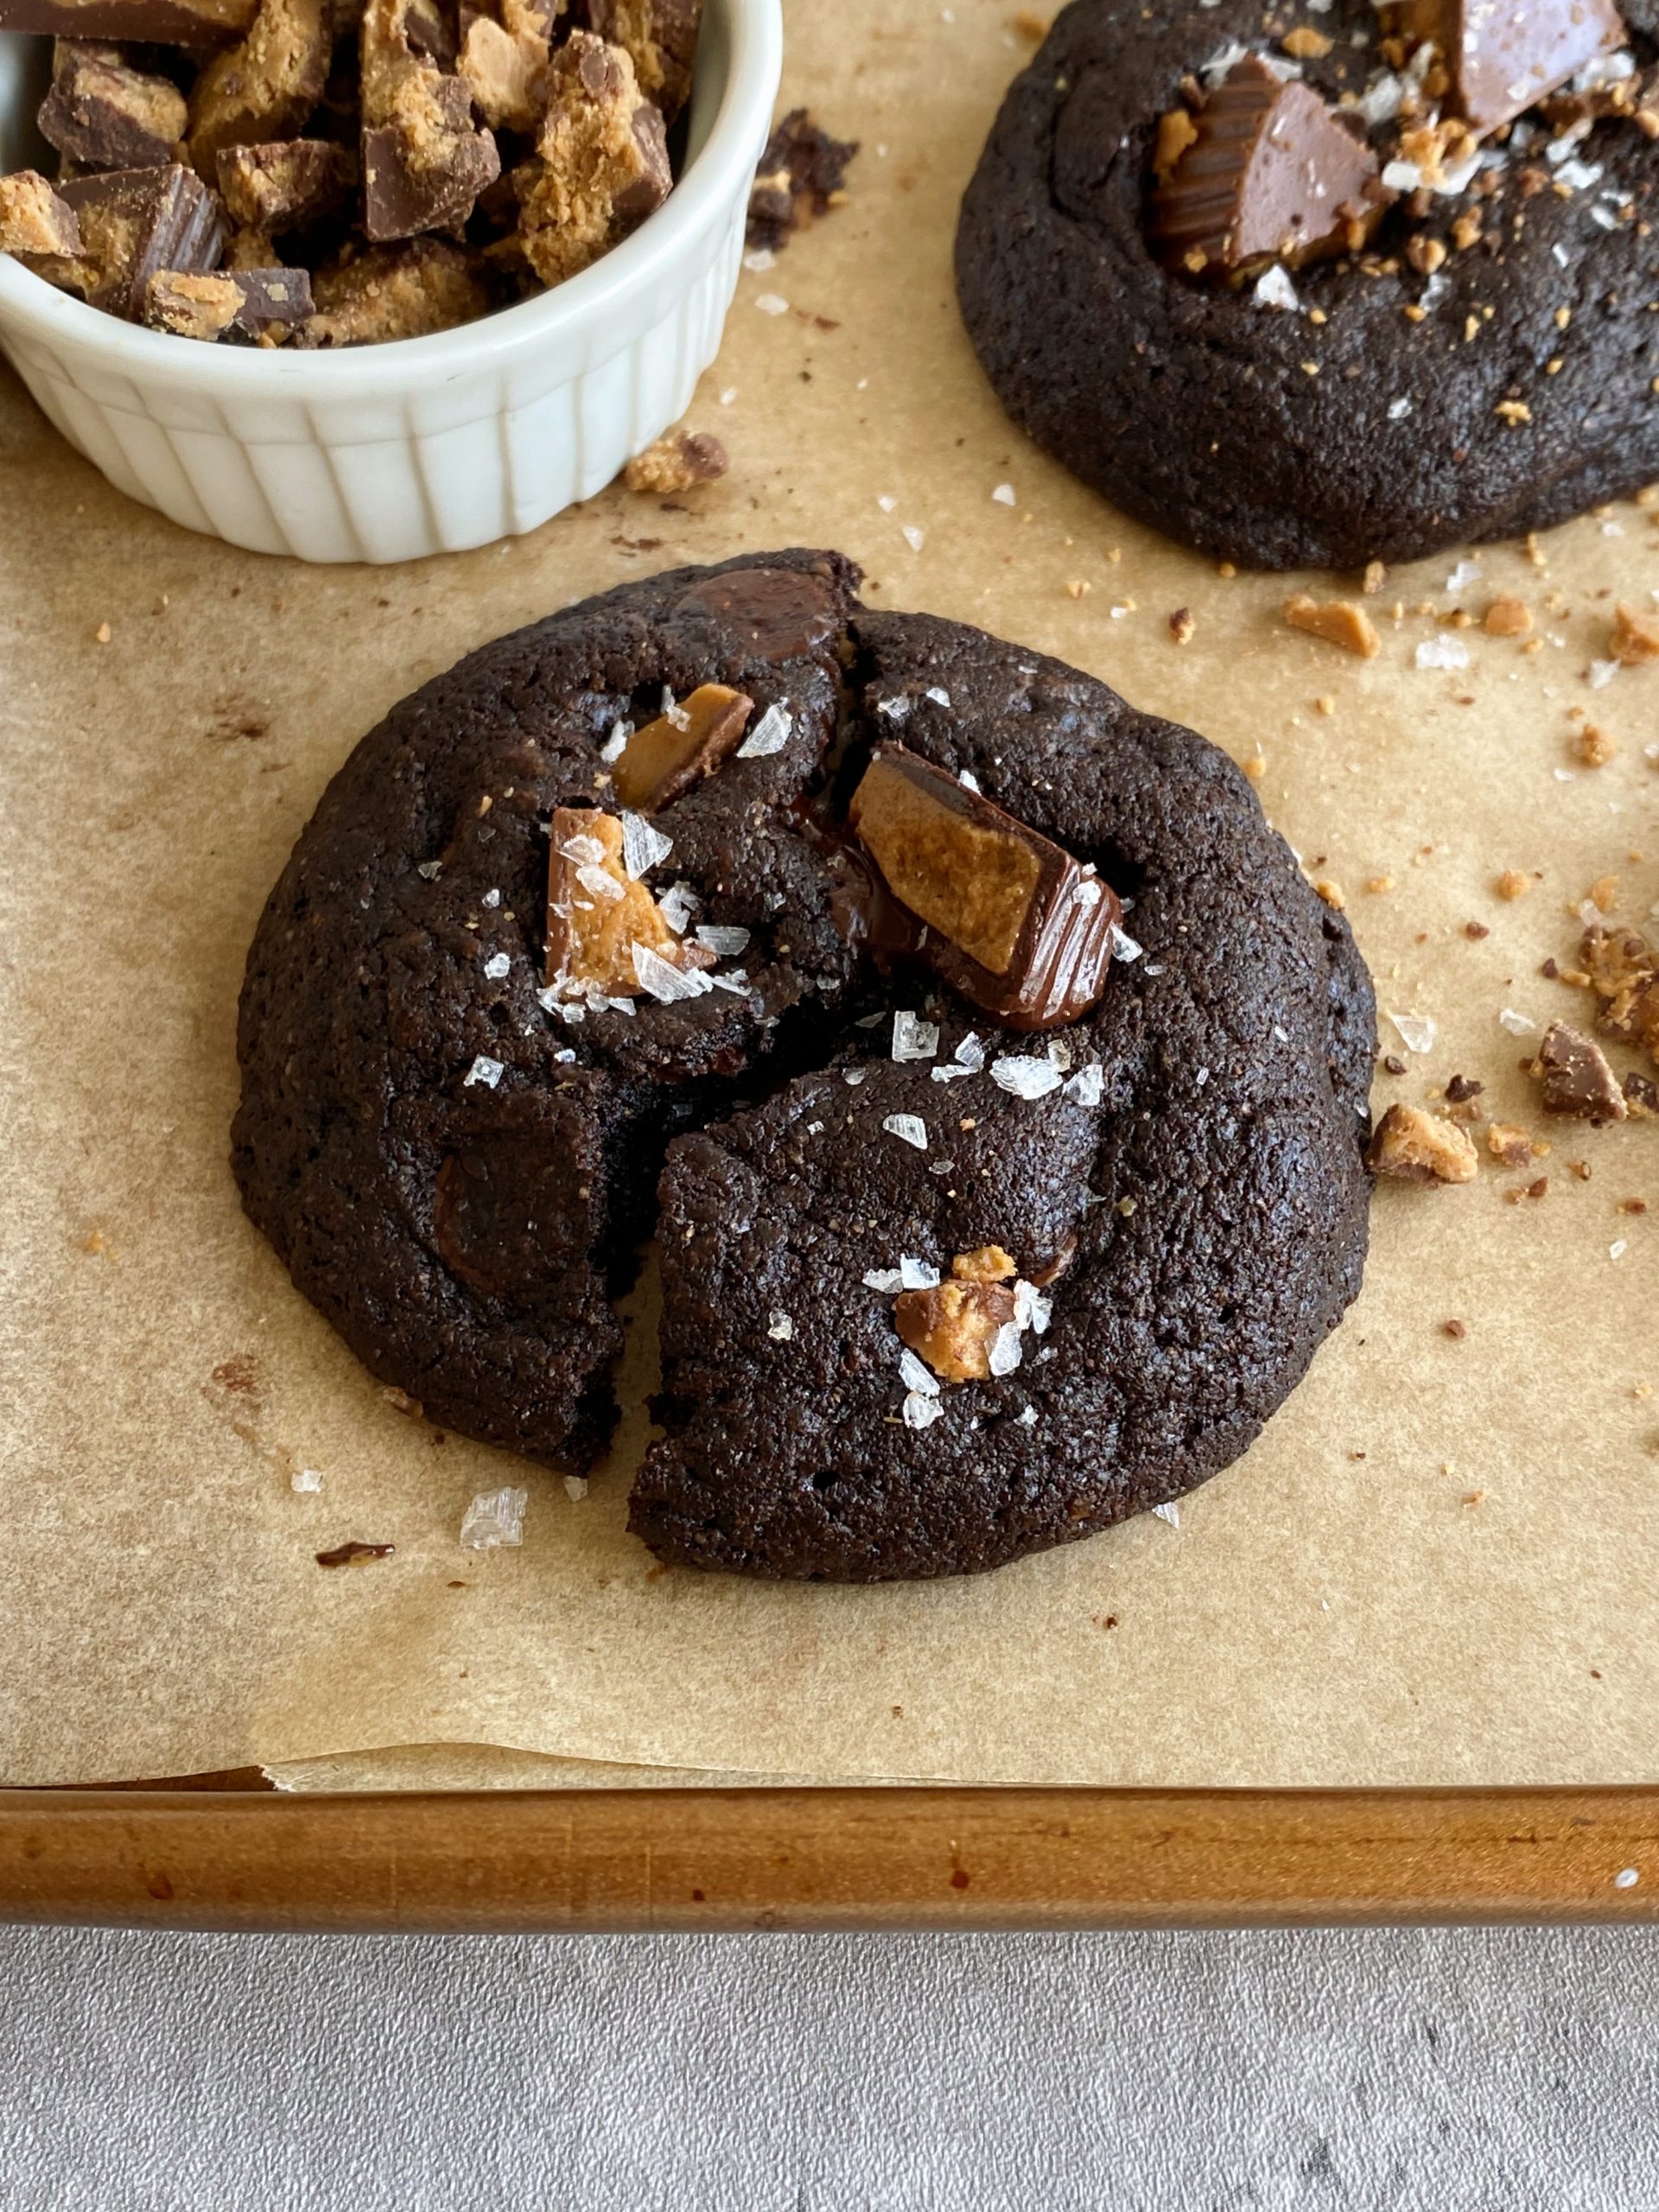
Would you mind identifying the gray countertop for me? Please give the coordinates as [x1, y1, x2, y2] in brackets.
[4, 1925, 1658, 2208]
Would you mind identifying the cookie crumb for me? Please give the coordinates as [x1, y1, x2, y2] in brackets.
[1496, 869, 1533, 900]
[1168, 606, 1196, 644]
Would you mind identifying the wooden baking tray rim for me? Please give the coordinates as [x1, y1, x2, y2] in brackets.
[3, 1783, 1656, 1931]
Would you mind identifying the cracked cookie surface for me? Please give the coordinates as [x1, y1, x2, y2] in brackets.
[233, 549, 1375, 1579]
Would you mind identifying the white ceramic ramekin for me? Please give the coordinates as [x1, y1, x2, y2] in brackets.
[0, 0, 779, 562]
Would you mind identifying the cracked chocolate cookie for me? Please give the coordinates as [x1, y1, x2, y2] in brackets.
[234, 549, 1375, 1580]
[955, 0, 1659, 570]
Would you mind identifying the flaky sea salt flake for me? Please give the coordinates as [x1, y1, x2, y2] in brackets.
[483, 951, 511, 979]
[620, 811, 673, 880]
[988, 1322, 1025, 1377]
[463, 1054, 504, 1088]
[1065, 1063, 1104, 1108]
[459, 1485, 528, 1551]
[882, 1112, 929, 1150]
[1497, 1007, 1535, 1036]
[899, 1256, 940, 1290]
[767, 1312, 794, 1340]
[863, 1267, 905, 1294]
[992, 1055, 1063, 1099]
[903, 1391, 943, 1430]
[1388, 1010, 1436, 1055]
[735, 703, 792, 758]
[899, 1348, 940, 1397]
[632, 943, 713, 1002]
[893, 1010, 940, 1062]
[1416, 636, 1471, 671]
[696, 924, 750, 957]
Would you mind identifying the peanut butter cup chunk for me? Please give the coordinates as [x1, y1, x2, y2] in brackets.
[610, 684, 753, 813]
[848, 746, 1122, 1031]
[513, 29, 669, 286]
[1152, 54, 1383, 274]
[1405, 0, 1624, 136]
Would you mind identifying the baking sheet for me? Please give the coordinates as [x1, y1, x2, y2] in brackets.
[3, 0, 1656, 1791]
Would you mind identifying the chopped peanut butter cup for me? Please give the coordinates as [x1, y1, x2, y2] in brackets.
[1403, 0, 1624, 136]
[543, 807, 710, 999]
[848, 745, 1122, 1032]
[1152, 55, 1385, 276]
[610, 684, 753, 812]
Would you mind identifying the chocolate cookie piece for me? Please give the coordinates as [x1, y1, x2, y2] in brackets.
[235, 550, 1372, 1575]
[955, 0, 1659, 569]
[233, 550, 863, 1470]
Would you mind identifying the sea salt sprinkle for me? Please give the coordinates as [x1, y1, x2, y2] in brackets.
[899, 1255, 940, 1290]
[736, 703, 792, 758]
[988, 1322, 1025, 1376]
[1253, 264, 1300, 313]
[463, 1055, 504, 1088]
[892, 1010, 940, 1061]
[899, 1348, 940, 1397]
[600, 719, 632, 763]
[1152, 1502, 1181, 1528]
[1388, 1011, 1436, 1055]
[620, 812, 672, 880]
[1416, 636, 1471, 671]
[563, 1476, 588, 1503]
[991, 1054, 1064, 1100]
[458, 1485, 528, 1550]
[1497, 1008, 1536, 1036]
[658, 881, 700, 935]
[1110, 924, 1145, 963]
[696, 924, 750, 957]
[882, 1113, 929, 1149]
[483, 951, 511, 979]
[632, 943, 713, 1002]
[1065, 1063, 1104, 1107]
[291, 1467, 323, 1494]
[767, 1312, 795, 1340]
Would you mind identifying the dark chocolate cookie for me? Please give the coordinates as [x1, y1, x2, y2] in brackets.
[955, 0, 1659, 570]
[234, 550, 1375, 1580]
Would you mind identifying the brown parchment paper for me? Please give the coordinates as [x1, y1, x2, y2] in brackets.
[3, 0, 1657, 1793]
